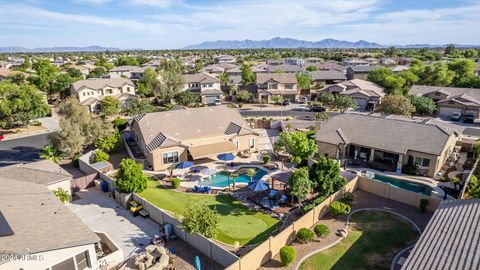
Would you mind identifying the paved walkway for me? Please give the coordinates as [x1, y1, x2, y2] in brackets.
[259, 190, 432, 270]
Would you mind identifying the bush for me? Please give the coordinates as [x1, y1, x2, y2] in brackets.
[262, 155, 271, 164]
[330, 201, 351, 216]
[339, 192, 355, 205]
[419, 199, 429, 213]
[93, 150, 110, 163]
[302, 203, 315, 213]
[296, 228, 314, 243]
[280, 246, 296, 266]
[113, 117, 128, 131]
[171, 178, 181, 189]
[314, 224, 330, 238]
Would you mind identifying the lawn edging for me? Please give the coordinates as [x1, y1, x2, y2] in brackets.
[294, 208, 422, 270]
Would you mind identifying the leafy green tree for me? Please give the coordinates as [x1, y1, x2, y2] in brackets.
[115, 158, 148, 193]
[6, 72, 27, 85]
[174, 91, 196, 106]
[95, 132, 120, 152]
[51, 73, 76, 99]
[88, 67, 107, 78]
[66, 67, 83, 79]
[123, 98, 156, 116]
[318, 93, 335, 106]
[368, 68, 405, 95]
[289, 167, 311, 206]
[113, 117, 128, 131]
[236, 90, 252, 102]
[463, 49, 478, 59]
[194, 59, 204, 73]
[48, 98, 112, 157]
[396, 70, 419, 93]
[467, 175, 480, 198]
[416, 62, 454, 86]
[376, 95, 415, 116]
[306, 65, 318, 72]
[154, 60, 185, 103]
[218, 72, 230, 86]
[115, 56, 140, 66]
[296, 73, 311, 90]
[409, 95, 437, 115]
[444, 44, 456, 55]
[333, 95, 357, 113]
[385, 46, 398, 56]
[241, 64, 256, 86]
[137, 67, 158, 96]
[182, 202, 221, 238]
[274, 131, 317, 166]
[246, 168, 257, 182]
[448, 59, 476, 86]
[40, 145, 63, 163]
[93, 149, 110, 163]
[0, 82, 50, 128]
[271, 95, 283, 104]
[101, 96, 121, 117]
[30, 59, 59, 97]
[309, 155, 346, 196]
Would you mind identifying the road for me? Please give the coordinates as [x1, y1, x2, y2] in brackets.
[0, 132, 51, 167]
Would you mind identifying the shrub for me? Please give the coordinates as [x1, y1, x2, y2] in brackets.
[93, 150, 110, 163]
[262, 155, 271, 164]
[330, 201, 351, 216]
[339, 192, 355, 205]
[53, 188, 70, 204]
[302, 203, 315, 213]
[171, 178, 181, 189]
[296, 228, 314, 243]
[113, 117, 128, 131]
[314, 224, 330, 238]
[419, 199, 429, 213]
[280, 246, 296, 266]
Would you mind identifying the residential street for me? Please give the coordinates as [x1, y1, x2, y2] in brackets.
[0, 132, 50, 167]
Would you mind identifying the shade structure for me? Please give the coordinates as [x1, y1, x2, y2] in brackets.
[217, 153, 235, 161]
[248, 180, 269, 192]
[199, 168, 216, 176]
[176, 161, 194, 169]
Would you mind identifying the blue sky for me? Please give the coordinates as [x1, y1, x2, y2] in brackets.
[0, 0, 479, 49]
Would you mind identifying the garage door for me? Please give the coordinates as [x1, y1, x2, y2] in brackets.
[354, 97, 367, 109]
[438, 106, 462, 117]
[204, 95, 219, 105]
[465, 109, 478, 118]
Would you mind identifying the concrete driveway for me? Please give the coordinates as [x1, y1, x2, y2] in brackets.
[68, 188, 159, 259]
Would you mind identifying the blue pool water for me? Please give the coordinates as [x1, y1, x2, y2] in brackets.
[373, 174, 433, 196]
[199, 168, 268, 188]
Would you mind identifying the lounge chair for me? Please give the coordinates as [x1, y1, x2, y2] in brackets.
[268, 189, 277, 199]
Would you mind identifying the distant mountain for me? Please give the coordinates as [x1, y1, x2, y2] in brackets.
[183, 37, 384, 49]
[0, 45, 123, 53]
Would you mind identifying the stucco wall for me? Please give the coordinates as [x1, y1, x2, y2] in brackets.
[316, 141, 338, 158]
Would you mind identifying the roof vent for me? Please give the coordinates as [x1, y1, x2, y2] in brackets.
[0, 211, 14, 237]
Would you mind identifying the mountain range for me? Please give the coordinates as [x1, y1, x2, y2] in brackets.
[0, 46, 122, 53]
[183, 37, 480, 49]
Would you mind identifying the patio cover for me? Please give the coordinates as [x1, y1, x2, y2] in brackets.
[188, 141, 237, 160]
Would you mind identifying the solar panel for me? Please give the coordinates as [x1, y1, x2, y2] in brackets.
[0, 211, 14, 237]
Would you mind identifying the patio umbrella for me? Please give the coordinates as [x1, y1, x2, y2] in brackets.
[199, 168, 216, 176]
[217, 153, 235, 161]
[248, 179, 269, 192]
[176, 161, 194, 169]
[194, 256, 201, 270]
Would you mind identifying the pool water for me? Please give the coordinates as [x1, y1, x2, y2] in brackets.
[373, 174, 433, 196]
[199, 168, 268, 188]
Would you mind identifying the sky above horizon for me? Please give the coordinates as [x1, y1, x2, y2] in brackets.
[0, 0, 479, 49]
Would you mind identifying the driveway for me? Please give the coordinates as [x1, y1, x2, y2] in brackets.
[68, 188, 159, 259]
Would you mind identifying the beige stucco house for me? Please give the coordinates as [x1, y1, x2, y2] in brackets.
[315, 114, 458, 177]
[127, 106, 259, 171]
[182, 73, 224, 105]
[410, 85, 480, 119]
[319, 79, 385, 110]
[70, 78, 136, 113]
[255, 73, 299, 102]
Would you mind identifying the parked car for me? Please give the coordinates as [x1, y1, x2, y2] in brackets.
[310, 106, 326, 112]
[282, 99, 290, 106]
[450, 112, 462, 121]
[0, 133, 3, 141]
[464, 113, 476, 124]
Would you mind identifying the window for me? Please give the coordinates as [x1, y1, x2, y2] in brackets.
[269, 83, 278, 90]
[235, 141, 239, 149]
[285, 84, 294, 90]
[127, 87, 131, 92]
[83, 92, 86, 96]
[248, 138, 255, 148]
[414, 157, 430, 168]
[51, 257, 75, 270]
[106, 89, 113, 94]
[162, 151, 179, 164]
[75, 251, 90, 270]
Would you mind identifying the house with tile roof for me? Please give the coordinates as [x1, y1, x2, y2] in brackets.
[410, 85, 480, 119]
[70, 78, 136, 113]
[255, 73, 299, 103]
[314, 113, 458, 177]
[319, 79, 386, 110]
[182, 73, 223, 105]
[127, 106, 258, 171]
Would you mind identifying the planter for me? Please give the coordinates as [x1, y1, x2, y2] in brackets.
[114, 189, 133, 209]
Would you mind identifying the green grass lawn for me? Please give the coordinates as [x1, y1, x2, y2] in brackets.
[138, 179, 280, 246]
[300, 211, 418, 270]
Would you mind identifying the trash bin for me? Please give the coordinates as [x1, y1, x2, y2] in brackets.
[101, 181, 109, 193]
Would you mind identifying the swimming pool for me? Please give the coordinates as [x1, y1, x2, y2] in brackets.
[373, 174, 434, 196]
[199, 168, 268, 188]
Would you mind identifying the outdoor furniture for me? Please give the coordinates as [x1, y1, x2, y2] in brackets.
[268, 190, 277, 199]
[139, 209, 149, 218]
[278, 194, 287, 204]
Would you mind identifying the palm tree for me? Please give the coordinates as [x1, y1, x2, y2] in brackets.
[168, 163, 177, 181]
[40, 145, 62, 163]
[246, 168, 257, 183]
[230, 173, 239, 190]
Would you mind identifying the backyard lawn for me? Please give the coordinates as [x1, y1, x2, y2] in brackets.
[138, 179, 280, 246]
[300, 211, 419, 270]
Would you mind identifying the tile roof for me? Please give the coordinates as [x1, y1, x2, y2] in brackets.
[71, 78, 134, 92]
[183, 73, 219, 84]
[267, 64, 303, 73]
[109, 65, 137, 72]
[310, 69, 347, 81]
[410, 85, 480, 105]
[402, 199, 480, 270]
[0, 163, 72, 186]
[347, 65, 382, 72]
[256, 73, 297, 84]
[0, 177, 99, 255]
[315, 113, 456, 156]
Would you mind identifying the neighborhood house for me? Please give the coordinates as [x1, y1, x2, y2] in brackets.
[255, 73, 299, 103]
[319, 79, 385, 111]
[182, 73, 223, 105]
